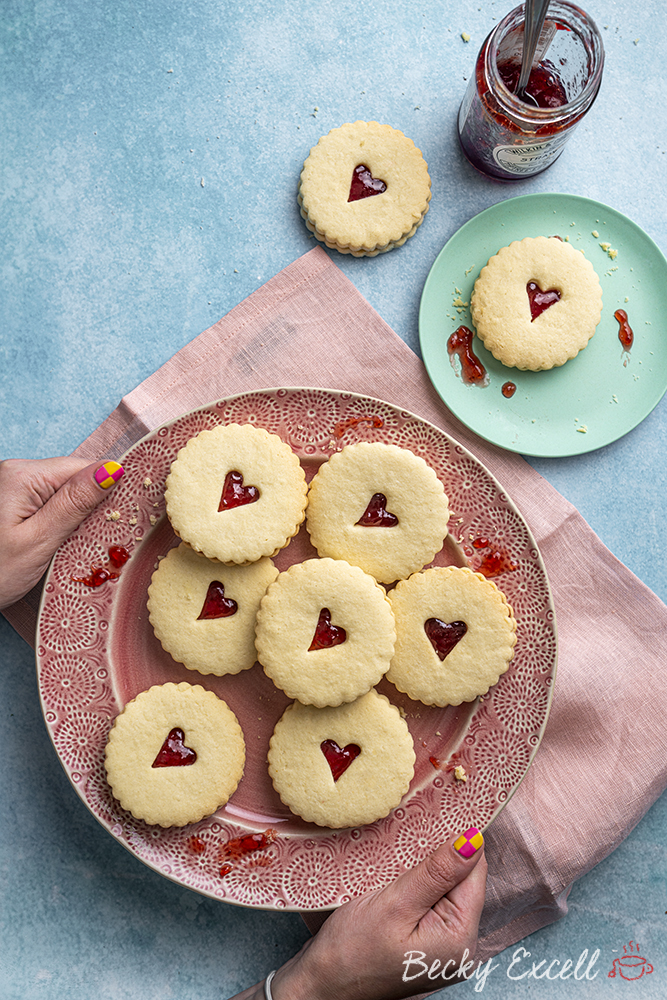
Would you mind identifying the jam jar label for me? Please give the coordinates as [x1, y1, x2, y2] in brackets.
[492, 131, 570, 175]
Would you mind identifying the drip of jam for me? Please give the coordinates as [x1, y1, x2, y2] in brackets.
[333, 414, 384, 439]
[447, 326, 487, 385]
[219, 863, 233, 877]
[218, 470, 260, 511]
[197, 581, 238, 620]
[221, 829, 278, 860]
[430, 756, 441, 769]
[497, 60, 569, 109]
[614, 309, 634, 350]
[348, 164, 387, 202]
[424, 618, 468, 660]
[526, 281, 561, 321]
[320, 739, 361, 781]
[73, 565, 119, 588]
[187, 835, 207, 855]
[152, 728, 197, 768]
[309, 607, 347, 651]
[502, 382, 517, 398]
[108, 545, 131, 568]
[472, 537, 491, 549]
[476, 548, 518, 578]
[72, 544, 132, 588]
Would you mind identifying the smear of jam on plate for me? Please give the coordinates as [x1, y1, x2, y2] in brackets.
[334, 415, 384, 439]
[614, 309, 634, 351]
[447, 326, 487, 385]
[72, 545, 131, 587]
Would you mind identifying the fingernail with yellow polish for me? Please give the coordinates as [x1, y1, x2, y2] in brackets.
[454, 827, 483, 858]
[94, 461, 124, 489]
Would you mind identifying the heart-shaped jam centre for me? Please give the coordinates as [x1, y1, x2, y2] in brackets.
[526, 281, 561, 321]
[218, 470, 260, 511]
[424, 618, 468, 660]
[152, 728, 197, 768]
[309, 608, 347, 650]
[356, 493, 399, 527]
[348, 164, 387, 202]
[321, 739, 361, 781]
[197, 581, 238, 620]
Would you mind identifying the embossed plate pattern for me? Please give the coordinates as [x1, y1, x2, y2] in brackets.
[36, 388, 556, 910]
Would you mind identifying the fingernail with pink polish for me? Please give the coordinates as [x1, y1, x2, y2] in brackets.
[454, 827, 483, 858]
[94, 461, 124, 489]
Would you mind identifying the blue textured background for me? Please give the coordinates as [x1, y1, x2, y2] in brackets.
[2, 1, 666, 997]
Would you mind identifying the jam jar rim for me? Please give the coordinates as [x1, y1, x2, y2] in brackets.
[484, 0, 605, 127]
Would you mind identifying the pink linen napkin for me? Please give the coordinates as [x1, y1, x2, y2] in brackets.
[5, 245, 667, 959]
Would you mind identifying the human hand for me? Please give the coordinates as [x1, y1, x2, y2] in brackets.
[268, 828, 487, 1000]
[0, 456, 124, 609]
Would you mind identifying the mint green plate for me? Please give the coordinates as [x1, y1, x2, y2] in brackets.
[419, 193, 667, 457]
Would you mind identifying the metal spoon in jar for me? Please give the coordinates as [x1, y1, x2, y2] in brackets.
[516, 0, 551, 105]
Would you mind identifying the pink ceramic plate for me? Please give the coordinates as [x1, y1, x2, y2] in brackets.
[36, 389, 556, 910]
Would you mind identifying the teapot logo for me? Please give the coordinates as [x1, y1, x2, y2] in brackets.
[608, 941, 654, 981]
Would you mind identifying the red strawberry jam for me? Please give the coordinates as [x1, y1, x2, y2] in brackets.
[356, 493, 399, 527]
[221, 829, 277, 860]
[218, 470, 260, 511]
[197, 581, 238, 620]
[424, 618, 468, 660]
[348, 164, 387, 202]
[615, 309, 634, 350]
[320, 739, 361, 781]
[152, 728, 197, 767]
[309, 608, 347, 650]
[527, 281, 561, 321]
[447, 327, 487, 385]
[108, 545, 131, 568]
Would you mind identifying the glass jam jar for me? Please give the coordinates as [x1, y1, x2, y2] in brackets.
[458, 1, 604, 181]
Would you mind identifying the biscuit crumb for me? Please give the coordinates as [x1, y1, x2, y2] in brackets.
[454, 765, 468, 782]
[576, 425, 588, 433]
[461, 31, 471, 42]
[149, 514, 159, 525]
[592, 230, 599, 237]
[105, 510, 121, 521]
[128, 516, 138, 526]
[143, 478, 152, 488]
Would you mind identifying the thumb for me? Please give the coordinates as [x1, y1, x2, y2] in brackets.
[382, 828, 485, 924]
[33, 459, 125, 548]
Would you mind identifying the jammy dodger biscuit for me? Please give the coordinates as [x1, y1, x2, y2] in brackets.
[164, 423, 308, 565]
[470, 236, 603, 371]
[306, 442, 450, 584]
[148, 543, 279, 676]
[104, 682, 246, 827]
[255, 557, 396, 708]
[386, 566, 517, 707]
[268, 689, 415, 828]
[298, 121, 431, 256]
